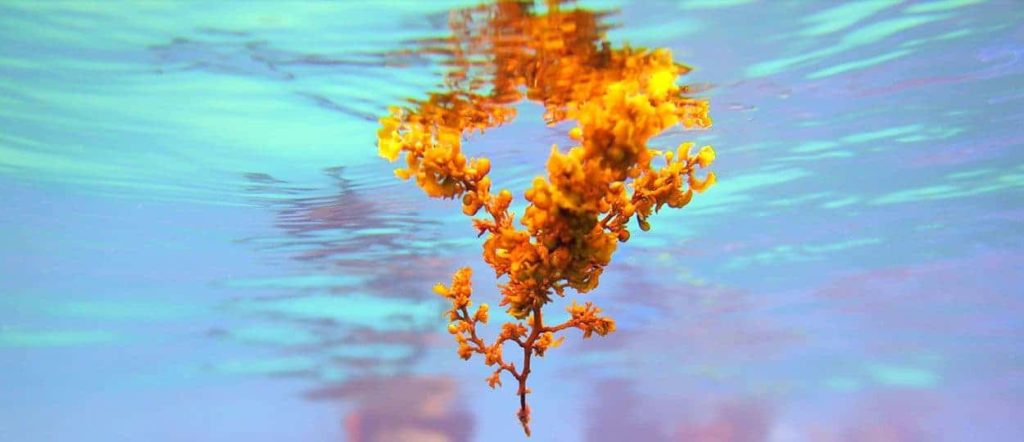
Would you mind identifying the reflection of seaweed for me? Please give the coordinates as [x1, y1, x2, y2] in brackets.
[378, 1, 715, 435]
[585, 379, 939, 441]
[149, 32, 430, 122]
[241, 166, 448, 293]
[151, 38, 295, 80]
[596, 258, 802, 359]
[235, 165, 444, 343]
[230, 167, 473, 440]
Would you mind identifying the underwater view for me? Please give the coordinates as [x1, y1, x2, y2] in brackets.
[2, 0, 1022, 440]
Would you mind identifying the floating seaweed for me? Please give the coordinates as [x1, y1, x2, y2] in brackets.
[377, 1, 715, 435]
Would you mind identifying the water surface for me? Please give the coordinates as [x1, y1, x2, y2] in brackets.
[2, 1, 1022, 440]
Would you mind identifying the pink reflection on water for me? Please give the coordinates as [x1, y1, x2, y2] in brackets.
[307, 376, 473, 442]
[672, 400, 772, 442]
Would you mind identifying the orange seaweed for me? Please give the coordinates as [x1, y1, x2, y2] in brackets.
[377, 1, 714, 435]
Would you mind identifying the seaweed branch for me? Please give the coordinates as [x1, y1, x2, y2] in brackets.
[377, 0, 715, 436]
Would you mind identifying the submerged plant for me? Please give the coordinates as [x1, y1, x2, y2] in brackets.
[377, 0, 715, 436]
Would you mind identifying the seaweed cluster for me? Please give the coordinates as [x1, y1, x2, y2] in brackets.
[377, 0, 714, 435]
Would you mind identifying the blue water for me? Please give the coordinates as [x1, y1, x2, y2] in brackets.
[2, 1, 1022, 440]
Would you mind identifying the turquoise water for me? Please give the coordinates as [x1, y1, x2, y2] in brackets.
[2, 1, 1022, 440]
